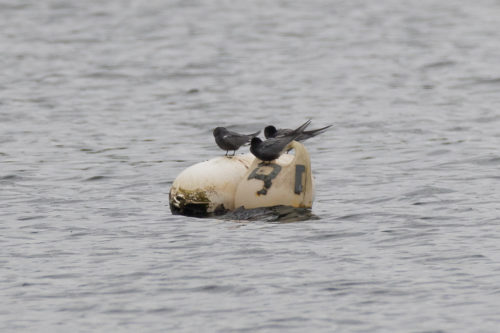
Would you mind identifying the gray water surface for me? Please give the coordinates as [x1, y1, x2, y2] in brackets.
[2, 0, 500, 332]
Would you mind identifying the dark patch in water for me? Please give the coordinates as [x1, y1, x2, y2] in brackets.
[221, 205, 317, 222]
[84, 175, 109, 181]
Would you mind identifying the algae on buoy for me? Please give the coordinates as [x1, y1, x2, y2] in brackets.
[169, 154, 255, 216]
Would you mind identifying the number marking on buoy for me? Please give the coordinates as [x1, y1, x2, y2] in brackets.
[294, 164, 306, 194]
[247, 163, 282, 195]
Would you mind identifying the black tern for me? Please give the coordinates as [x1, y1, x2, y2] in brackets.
[250, 120, 311, 162]
[213, 127, 261, 156]
[264, 124, 332, 141]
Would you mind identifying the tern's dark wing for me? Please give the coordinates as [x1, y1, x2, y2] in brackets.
[259, 137, 293, 152]
[274, 128, 293, 137]
[222, 132, 252, 147]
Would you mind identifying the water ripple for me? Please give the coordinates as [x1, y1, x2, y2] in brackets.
[2, 0, 500, 332]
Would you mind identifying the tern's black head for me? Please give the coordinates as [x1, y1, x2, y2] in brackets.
[250, 137, 262, 146]
[213, 127, 226, 137]
[264, 125, 277, 139]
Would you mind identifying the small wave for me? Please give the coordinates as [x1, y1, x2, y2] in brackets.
[473, 156, 500, 166]
[427, 149, 450, 156]
[452, 77, 500, 89]
[0, 174, 20, 181]
[473, 77, 500, 85]
[402, 186, 455, 199]
[305, 232, 365, 241]
[18, 215, 46, 221]
[420, 60, 456, 70]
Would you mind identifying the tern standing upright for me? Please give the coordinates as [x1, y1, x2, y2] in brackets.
[213, 127, 261, 156]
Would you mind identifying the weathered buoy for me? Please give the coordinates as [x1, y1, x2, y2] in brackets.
[169, 154, 255, 216]
[169, 141, 314, 217]
[234, 141, 314, 210]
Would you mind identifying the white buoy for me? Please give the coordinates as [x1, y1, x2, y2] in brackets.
[169, 154, 255, 216]
[169, 141, 315, 217]
[234, 141, 314, 210]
